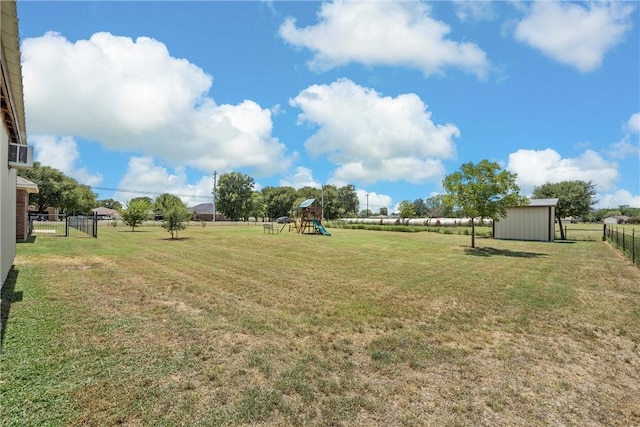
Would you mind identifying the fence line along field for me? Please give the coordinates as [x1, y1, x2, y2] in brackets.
[1, 225, 639, 426]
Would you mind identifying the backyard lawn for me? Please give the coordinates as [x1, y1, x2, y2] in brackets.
[1, 224, 639, 426]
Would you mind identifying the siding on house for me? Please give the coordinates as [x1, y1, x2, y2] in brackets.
[1, 131, 18, 283]
[494, 199, 558, 242]
[1, 0, 28, 285]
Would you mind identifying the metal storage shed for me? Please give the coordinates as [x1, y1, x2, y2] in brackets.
[493, 198, 559, 242]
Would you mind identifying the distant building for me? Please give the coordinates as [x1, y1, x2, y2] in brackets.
[92, 207, 119, 220]
[603, 216, 629, 225]
[494, 198, 559, 242]
[188, 203, 224, 221]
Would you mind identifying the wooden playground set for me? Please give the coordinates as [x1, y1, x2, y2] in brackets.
[278, 198, 331, 236]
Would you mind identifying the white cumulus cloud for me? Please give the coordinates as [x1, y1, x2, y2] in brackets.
[507, 148, 620, 194]
[515, 2, 634, 72]
[597, 189, 640, 209]
[30, 135, 103, 186]
[607, 112, 640, 160]
[279, 166, 321, 189]
[279, 0, 490, 78]
[453, 0, 495, 22]
[356, 189, 393, 215]
[627, 113, 640, 134]
[290, 78, 458, 184]
[21, 31, 292, 176]
[116, 157, 212, 206]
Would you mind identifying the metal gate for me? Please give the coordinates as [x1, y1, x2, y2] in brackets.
[29, 213, 98, 238]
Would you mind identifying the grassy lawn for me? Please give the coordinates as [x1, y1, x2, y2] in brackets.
[1, 224, 639, 426]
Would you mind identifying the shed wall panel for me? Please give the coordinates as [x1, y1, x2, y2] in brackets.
[494, 206, 555, 242]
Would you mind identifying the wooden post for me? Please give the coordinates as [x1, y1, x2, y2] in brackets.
[633, 229, 635, 265]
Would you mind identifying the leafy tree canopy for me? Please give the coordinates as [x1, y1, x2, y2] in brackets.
[261, 186, 297, 219]
[413, 199, 427, 217]
[155, 193, 185, 213]
[443, 159, 525, 248]
[154, 194, 188, 239]
[97, 199, 123, 211]
[532, 180, 597, 239]
[120, 199, 152, 231]
[18, 161, 97, 214]
[336, 184, 359, 218]
[425, 195, 454, 218]
[398, 200, 416, 218]
[217, 172, 255, 221]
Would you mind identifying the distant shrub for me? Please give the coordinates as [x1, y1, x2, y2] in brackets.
[627, 216, 640, 224]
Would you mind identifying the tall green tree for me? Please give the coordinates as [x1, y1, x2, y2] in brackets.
[17, 161, 97, 213]
[398, 200, 416, 218]
[425, 195, 453, 218]
[120, 199, 151, 231]
[155, 194, 188, 239]
[443, 159, 525, 248]
[249, 191, 266, 221]
[262, 186, 297, 220]
[532, 180, 597, 240]
[296, 186, 322, 201]
[217, 172, 255, 221]
[62, 183, 97, 214]
[336, 184, 359, 218]
[413, 198, 427, 217]
[320, 185, 339, 220]
[130, 196, 154, 206]
[97, 199, 123, 211]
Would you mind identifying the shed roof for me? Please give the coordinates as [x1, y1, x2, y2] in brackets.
[526, 198, 559, 207]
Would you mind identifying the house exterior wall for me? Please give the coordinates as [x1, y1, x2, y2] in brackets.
[494, 205, 556, 242]
[16, 188, 29, 240]
[1, 128, 18, 284]
[2, 0, 27, 286]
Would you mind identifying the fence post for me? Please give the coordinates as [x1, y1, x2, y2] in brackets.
[603, 224, 606, 241]
[622, 228, 625, 253]
[633, 229, 636, 266]
[65, 213, 69, 237]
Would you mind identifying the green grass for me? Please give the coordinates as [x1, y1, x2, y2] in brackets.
[2, 223, 640, 426]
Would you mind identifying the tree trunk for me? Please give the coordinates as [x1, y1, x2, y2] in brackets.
[557, 216, 565, 240]
[471, 218, 476, 248]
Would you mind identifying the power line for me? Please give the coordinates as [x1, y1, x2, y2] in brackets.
[90, 186, 211, 199]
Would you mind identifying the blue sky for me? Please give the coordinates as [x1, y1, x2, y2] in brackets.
[16, 1, 640, 212]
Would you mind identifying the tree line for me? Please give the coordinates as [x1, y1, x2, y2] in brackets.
[21, 160, 632, 246]
[17, 164, 360, 223]
[215, 172, 359, 221]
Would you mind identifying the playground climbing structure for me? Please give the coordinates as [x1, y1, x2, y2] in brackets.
[297, 199, 330, 236]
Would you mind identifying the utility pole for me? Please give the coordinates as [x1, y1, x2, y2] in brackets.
[212, 171, 218, 222]
[321, 185, 324, 221]
[366, 193, 369, 217]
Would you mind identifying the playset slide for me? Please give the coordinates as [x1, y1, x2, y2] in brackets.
[312, 219, 331, 236]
